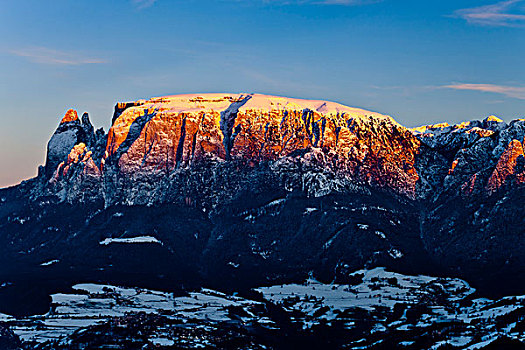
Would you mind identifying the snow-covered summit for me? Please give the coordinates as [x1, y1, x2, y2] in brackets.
[120, 93, 391, 121]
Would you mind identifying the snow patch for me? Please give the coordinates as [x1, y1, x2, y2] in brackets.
[40, 259, 59, 266]
[375, 231, 386, 239]
[150, 337, 175, 346]
[388, 248, 403, 259]
[99, 236, 163, 245]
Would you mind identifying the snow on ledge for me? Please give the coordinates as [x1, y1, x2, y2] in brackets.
[40, 259, 59, 266]
[99, 236, 163, 245]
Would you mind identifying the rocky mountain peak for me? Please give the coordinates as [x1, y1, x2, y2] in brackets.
[60, 109, 79, 124]
[37, 95, 525, 206]
[44, 109, 100, 179]
[485, 115, 504, 123]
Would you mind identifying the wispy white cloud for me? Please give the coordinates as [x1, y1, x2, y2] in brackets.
[9, 47, 107, 65]
[443, 83, 525, 100]
[453, 0, 525, 27]
[132, 0, 157, 9]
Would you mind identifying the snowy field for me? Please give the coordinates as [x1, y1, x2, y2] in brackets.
[257, 268, 525, 348]
[7, 284, 263, 345]
[2, 267, 525, 349]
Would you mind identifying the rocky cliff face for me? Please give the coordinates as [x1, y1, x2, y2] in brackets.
[413, 116, 525, 198]
[412, 117, 525, 288]
[40, 94, 524, 206]
[1, 93, 524, 301]
[42, 93, 423, 205]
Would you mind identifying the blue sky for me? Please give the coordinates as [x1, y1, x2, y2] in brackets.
[1, 0, 524, 186]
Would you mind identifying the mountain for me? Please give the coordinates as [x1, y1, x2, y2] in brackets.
[0, 93, 524, 318]
[45, 93, 421, 202]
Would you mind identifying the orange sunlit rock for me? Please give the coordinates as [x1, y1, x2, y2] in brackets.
[487, 139, 525, 193]
[60, 109, 79, 124]
[461, 173, 478, 197]
[42, 94, 525, 204]
[51, 142, 101, 179]
[448, 159, 459, 175]
[103, 93, 421, 196]
[486, 115, 503, 123]
[465, 127, 494, 138]
[411, 122, 450, 134]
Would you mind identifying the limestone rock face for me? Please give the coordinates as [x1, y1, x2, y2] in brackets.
[487, 139, 525, 193]
[42, 109, 107, 202]
[102, 93, 421, 199]
[54, 143, 101, 179]
[414, 117, 525, 286]
[42, 94, 525, 205]
[412, 117, 525, 198]
[45, 110, 97, 178]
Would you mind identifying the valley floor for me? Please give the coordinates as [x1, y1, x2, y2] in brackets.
[1, 268, 525, 349]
